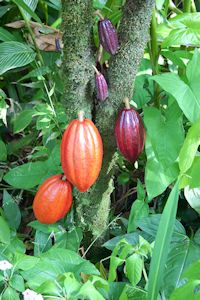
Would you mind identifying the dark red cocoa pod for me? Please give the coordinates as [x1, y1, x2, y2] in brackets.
[98, 19, 119, 55]
[95, 68, 108, 101]
[115, 99, 146, 163]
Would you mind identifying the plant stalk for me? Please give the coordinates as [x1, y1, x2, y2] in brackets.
[183, 0, 191, 12]
[150, 9, 160, 108]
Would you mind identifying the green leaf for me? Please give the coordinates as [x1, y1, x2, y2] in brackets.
[78, 280, 105, 300]
[13, 109, 35, 133]
[103, 232, 139, 251]
[0, 140, 7, 161]
[183, 260, 200, 280]
[161, 238, 200, 298]
[186, 49, 200, 101]
[147, 181, 179, 300]
[169, 280, 200, 300]
[64, 272, 81, 297]
[4, 161, 48, 189]
[122, 285, 147, 300]
[12, 0, 41, 23]
[22, 248, 99, 289]
[125, 254, 143, 286]
[13, 253, 39, 271]
[2, 287, 20, 300]
[0, 5, 12, 18]
[162, 13, 200, 47]
[180, 157, 200, 189]
[137, 179, 146, 201]
[19, 66, 50, 81]
[9, 274, 25, 292]
[0, 216, 10, 244]
[145, 136, 179, 199]
[3, 190, 21, 230]
[93, 0, 107, 9]
[179, 119, 200, 174]
[137, 214, 186, 243]
[108, 256, 124, 282]
[21, 0, 38, 20]
[0, 42, 36, 75]
[127, 200, 149, 233]
[184, 187, 200, 214]
[144, 107, 184, 168]
[0, 27, 17, 42]
[152, 73, 200, 123]
[33, 230, 53, 256]
[156, 0, 165, 10]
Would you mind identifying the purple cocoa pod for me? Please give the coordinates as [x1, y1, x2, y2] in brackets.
[95, 71, 108, 101]
[98, 19, 119, 55]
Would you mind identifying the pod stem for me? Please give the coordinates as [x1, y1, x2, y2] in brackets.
[62, 175, 67, 181]
[93, 10, 104, 20]
[97, 45, 103, 63]
[92, 64, 100, 75]
[78, 110, 85, 122]
[123, 97, 130, 109]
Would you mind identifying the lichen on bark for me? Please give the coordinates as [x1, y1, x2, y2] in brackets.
[61, 0, 155, 238]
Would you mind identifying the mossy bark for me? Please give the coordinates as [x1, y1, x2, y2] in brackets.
[61, 0, 155, 238]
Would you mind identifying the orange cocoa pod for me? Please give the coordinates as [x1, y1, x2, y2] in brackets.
[61, 111, 103, 192]
[33, 174, 72, 224]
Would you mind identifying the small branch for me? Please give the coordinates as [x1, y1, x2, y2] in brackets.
[93, 10, 104, 20]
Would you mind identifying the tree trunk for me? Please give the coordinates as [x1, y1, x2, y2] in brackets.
[61, 0, 155, 238]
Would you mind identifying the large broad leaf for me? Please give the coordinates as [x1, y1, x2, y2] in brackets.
[21, 0, 38, 20]
[3, 190, 21, 230]
[161, 236, 200, 298]
[0, 140, 7, 161]
[186, 49, 200, 100]
[0, 27, 17, 42]
[13, 109, 36, 133]
[12, 0, 41, 23]
[0, 41, 36, 75]
[4, 161, 48, 189]
[162, 13, 200, 47]
[0, 216, 10, 244]
[147, 182, 179, 300]
[180, 157, 200, 189]
[170, 280, 200, 300]
[22, 248, 99, 289]
[144, 106, 184, 168]
[127, 200, 149, 233]
[103, 232, 140, 251]
[152, 73, 200, 123]
[137, 214, 186, 243]
[179, 119, 200, 174]
[145, 135, 179, 199]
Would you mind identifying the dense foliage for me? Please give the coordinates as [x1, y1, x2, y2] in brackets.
[0, 0, 200, 299]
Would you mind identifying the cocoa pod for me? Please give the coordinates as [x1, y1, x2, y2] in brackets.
[95, 71, 108, 101]
[115, 99, 146, 163]
[98, 19, 119, 55]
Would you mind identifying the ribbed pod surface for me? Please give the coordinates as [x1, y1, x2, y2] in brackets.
[61, 118, 103, 192]
[96, 72, 108, 101]
[98, 19, 119, 55]
[33, 175, 72, 224]
[115, 108, 146, 163]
